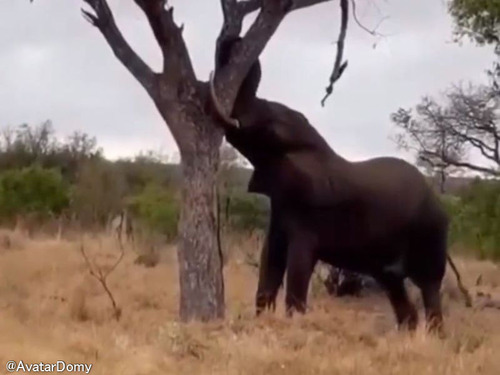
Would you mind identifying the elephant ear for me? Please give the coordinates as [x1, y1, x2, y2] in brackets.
[248, 152, 351, 207]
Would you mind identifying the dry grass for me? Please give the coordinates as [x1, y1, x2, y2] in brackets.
[0, 231, 499, 375]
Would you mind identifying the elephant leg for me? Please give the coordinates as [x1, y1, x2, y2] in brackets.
[284, 232, 317, 317]
[255, 210, 288, 316]
[407, 226, 447, 335]
[376, 273, 418, 331]
[419, 280, 444, 334]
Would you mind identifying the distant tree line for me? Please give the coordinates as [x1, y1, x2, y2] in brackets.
[0, 119, 498, 261]
[0, 120, 269, 241]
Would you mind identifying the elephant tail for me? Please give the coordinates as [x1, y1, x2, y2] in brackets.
[446, 253, 473, 308]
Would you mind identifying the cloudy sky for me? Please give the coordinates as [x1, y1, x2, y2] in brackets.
[0, 0, 495, 163]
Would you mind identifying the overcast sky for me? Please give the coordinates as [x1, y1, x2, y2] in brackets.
[0, 0, 495, 163]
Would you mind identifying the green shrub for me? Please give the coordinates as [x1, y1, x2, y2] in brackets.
[440, 194, 465, 245]
[0, 165, 70, 220]
[226, 193, 269, 232]
[442, 180, 500, 261]
[128, 183, 180, 240]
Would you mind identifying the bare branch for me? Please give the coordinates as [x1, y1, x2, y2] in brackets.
[81, 0, 155, 94]
[350, 0, 388, 37]
[293, 0, 386, 103]
[408, 133, 499, 176]
[391, 80, 500, 178]
[434, 153, 499, 176]
[321, 0, 349, 106]
[78, 242, 124, 321]
[134, 0, 196, 82]
[219, 0, 261, 37]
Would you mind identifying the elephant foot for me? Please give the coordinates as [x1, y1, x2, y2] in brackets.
[376, 273, 420, 332]
[255, 292, 277, 316]
[425, 314, 445, 338]
[285, 305, 305, 318]
[284, 294, 307, 317]
[396, 307, 419, 332]
[419, 280, 445, 337]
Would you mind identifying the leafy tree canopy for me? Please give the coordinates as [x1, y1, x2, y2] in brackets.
[449, 0, 500, 49]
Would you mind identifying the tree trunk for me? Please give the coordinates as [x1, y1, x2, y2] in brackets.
[176, 120, 225, 322]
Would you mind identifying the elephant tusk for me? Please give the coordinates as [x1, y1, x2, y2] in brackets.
[209, 71, 240, 129]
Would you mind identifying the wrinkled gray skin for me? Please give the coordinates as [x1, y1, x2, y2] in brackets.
[209, 37, 449, 332]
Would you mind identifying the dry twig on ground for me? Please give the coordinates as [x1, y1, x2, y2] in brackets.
[78, 240, 124, 321]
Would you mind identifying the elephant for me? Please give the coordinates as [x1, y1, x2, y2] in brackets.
[208, 37, 471, 332]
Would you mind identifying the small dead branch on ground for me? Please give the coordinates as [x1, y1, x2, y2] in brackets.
[78, 240, 124, 321]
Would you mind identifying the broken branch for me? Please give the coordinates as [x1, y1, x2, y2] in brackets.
[321, 0, 349, 106]
[134, 0, 196, 81]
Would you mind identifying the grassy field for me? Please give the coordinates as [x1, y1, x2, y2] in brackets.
[1, 230, 500, 375]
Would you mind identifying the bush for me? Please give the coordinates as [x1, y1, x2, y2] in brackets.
[442, 180, 500, 261]
[226, 193, 269, 232]
[440, 194, 465, 244]
[0, 165, 70, 221]
[71, 159, 126, 227]
[127, 183, 180, 240]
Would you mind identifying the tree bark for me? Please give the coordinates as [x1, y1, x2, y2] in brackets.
[176, 117, 225, 322]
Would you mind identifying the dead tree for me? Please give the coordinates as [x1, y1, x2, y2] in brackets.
[391, 82, 500, 179]
[30, 0, 374, 321]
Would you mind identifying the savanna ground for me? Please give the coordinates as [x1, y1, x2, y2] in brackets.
[1, 230, 500, 375]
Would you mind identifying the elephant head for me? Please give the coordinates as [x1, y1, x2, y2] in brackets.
[209, 37, 347, 204]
